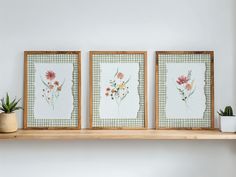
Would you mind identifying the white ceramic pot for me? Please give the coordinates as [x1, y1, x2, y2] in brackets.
[219, 116, 236, 133]
[0, 112, 18, 133]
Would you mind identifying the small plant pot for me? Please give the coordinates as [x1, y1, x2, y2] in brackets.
[219, 116, 236, 133]
[0, 113, 18, 133]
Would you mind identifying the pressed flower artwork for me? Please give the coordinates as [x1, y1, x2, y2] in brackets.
[156, 51, 214, 129]
[24, 51, 81, 129]
[34, 63, 74, 119]
[166, 63, 206, 119]
[40, 70, 65, 110]
[176, 70, 196, 103]
[90, 51, 147, 129]
[104, 69, 130, 112]
[100, 63, 140, 119]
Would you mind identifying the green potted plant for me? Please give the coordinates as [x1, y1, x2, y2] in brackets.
[218, 106, 236, 133]
[0, 93, 22, 133]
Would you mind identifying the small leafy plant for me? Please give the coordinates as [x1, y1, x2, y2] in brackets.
[0, 93, 23, 113]
[218, 106, 234, 116]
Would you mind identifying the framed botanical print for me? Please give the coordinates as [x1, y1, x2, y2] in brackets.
[24, 51, 81, 129]
[90, 51, 148, 129]
[156, 51, 214, 129]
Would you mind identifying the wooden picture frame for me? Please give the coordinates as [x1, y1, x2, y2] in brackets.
[90, 51, 148, 129]
[24, 51, 81, 129]
[156, 51, 214, 129]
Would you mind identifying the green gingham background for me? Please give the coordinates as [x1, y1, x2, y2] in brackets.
[92, 54, 145, 128]
[27, 54, 79, 127]
[158, 54, 212, 128]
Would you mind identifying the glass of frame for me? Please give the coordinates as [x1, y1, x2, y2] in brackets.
[90, 51, 148, 129]
[156, 51, 214, 129]
[24, 51, 81, 129]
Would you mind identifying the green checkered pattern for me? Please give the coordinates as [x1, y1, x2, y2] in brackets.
[92, 54, 145, 128]
[27, 54, 79, 128]
[158, 53, 212, 128]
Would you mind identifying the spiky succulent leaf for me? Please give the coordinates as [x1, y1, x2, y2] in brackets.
[9, 98, 16, 108]
[224, 106, 233, 116]
[0, 94, 23, 113]
[0, 107, 5, 111]
[217, 109, 224, 116]
[1, 102, 9, 113]
[9, 99, 21, 112]
[1, 98, 5, 106]
[218, 110, 224, 116]
[6, 93, 10, 106]
[218, 106, 234, 117]
[11, 107, 23, 112]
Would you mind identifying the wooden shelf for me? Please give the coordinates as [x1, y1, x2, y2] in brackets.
[0, 129, 236, 140]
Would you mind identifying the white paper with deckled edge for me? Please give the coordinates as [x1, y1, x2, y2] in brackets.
[166, 63, 206, 119]
[34, 63, 74, 119]
[100, 63, 140, 119]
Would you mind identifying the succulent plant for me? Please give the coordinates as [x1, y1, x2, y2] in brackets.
[0, 93, 23, 113]
[218, 106, 234, 116]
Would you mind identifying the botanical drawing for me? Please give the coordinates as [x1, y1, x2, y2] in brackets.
[104, 68, 130, 113]
[166, 63, 206, 119]
[41, 70, 65, 110]
[176, 70, 196, 103]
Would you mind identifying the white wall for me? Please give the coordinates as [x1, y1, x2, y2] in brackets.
[0, 0, 236, 177]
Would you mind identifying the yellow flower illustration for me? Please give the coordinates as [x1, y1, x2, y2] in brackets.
[118, 83, 125, 89]
[105, 68, 130, 109]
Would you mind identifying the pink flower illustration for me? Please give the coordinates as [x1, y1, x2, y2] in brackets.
[46, 71, 56, 81]
[54, 81, 59, 86]
[176, 75, 189, 85]
[49, 85, 54, 90]
[41, 70, 65, 110]
[105, 69, 130, 113]
[175, 70, 196, 103]
[57, 85, 62, 91]
[185, 83, 192, 91]
[117, 72, 124, 79]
